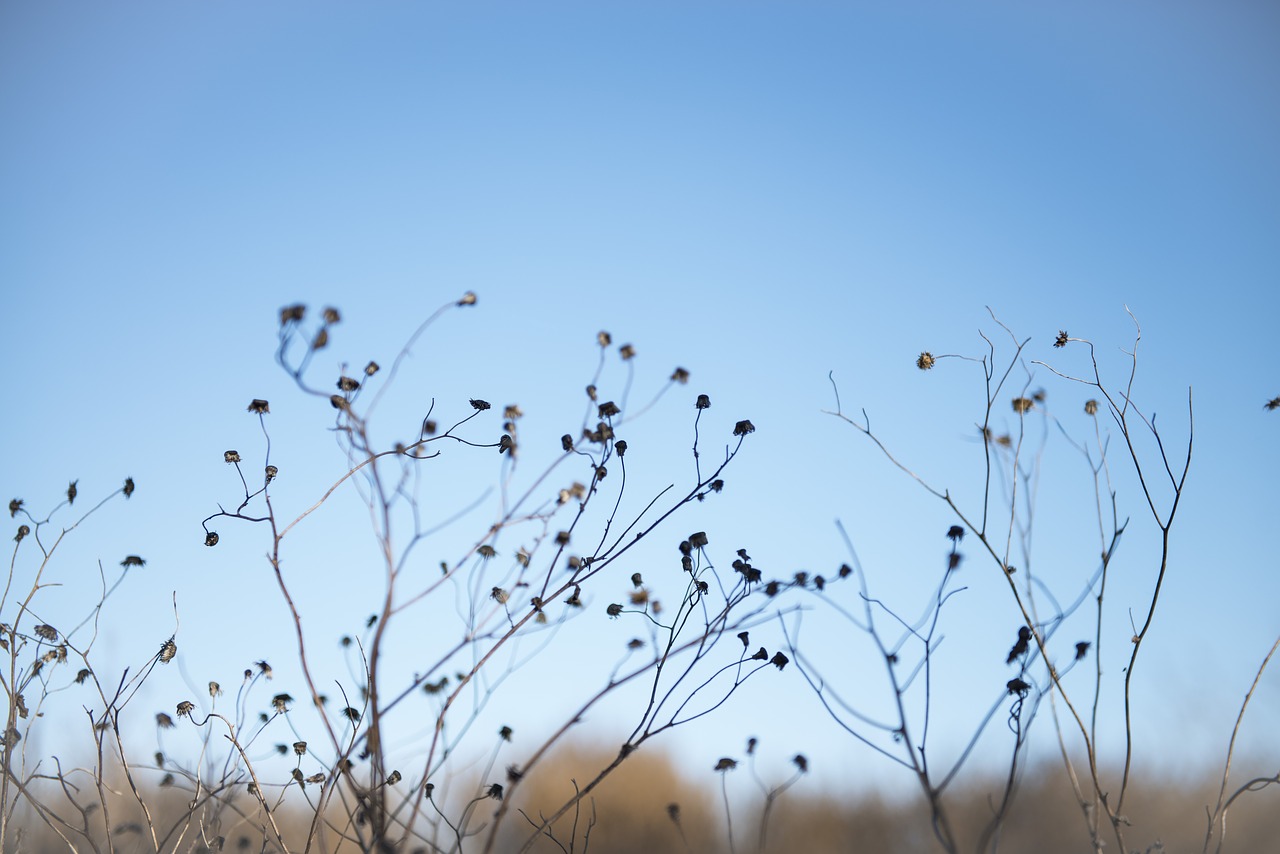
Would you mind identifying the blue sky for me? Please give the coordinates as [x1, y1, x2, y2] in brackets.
[3, 1, 1277, 805]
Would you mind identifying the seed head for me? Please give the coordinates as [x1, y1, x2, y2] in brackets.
[458, 291, 477, 306]
[272, 693, 293, 713]
[209, 681, 222, 698]
[224, 450, 241, 464]
[619, 344, 636, 360]
[631, 572, 643, 588]
[1075, 641, 1091, 660]
[15, 525, 29, 542]
[35, 624, 57, 641]
[176, 700, 195, 718]
[498, 434, 515, 455]
[615, 439, 628, 457]
[265, 465, 278, 482]
[159, 639, 177, 663]
[689, 531, 709, 548]
[917, 352, 936, 370]
[120, 555, 145, 568]
[1085, 399, 1099, 415]
[1011, 397, 1034, 414]
[469, 398, 491, 411]
[76, 669, 91, 684]
[770, 652, 790, 670]
[793, 754, 809, 772]
[322, 307, 341, 324]
[733, 419, 755, 436]
[606, 603, 622, 618]
[671, 367, 690, 384]
[478, 544, 496, 559]
[312, 328, 329, 350]
[695, 394, 711, 410]
[597, 331, 612, 347]
[123, 477, 135, 498]
[1006, 678, 1031, 697]
[247, 398, 270, 414]
[279, 304, 306, 325]
[491, 587, 509, 604]
[67, 481, 78, 505]
[487, 783, 504, 800]
[1054, 330, 1069, 348]
[714, 757, 737, 772]
[8, 499, 22, 517]
[598, 401, 620, 418]
[329, 394, 348, 410]
[205, 532, 219, 547]
[156, 713, 174, 729]
[337, 376, 360, 392]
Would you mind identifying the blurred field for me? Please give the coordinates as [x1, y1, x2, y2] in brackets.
[18, 745, 1272, 853]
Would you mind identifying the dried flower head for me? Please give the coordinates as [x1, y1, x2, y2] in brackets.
[1006, 678, 1031, 697]
[1085, 399, 1099, 415]
[76, 669, 91, 684]
[917, 352, 936, 370]
[1075, 641, 1091, 660]
[120, 555, 145, 568]
[322, 307, 341, 324]
[469, 398, 491, 411]
[598, 401, 620, 418]
[619, 343, 636, 360]
[770, 652, 790, 670]
[337, 376, 360, 392]
[176, 700, 195, 718]
[205, 532, 219, 547]
[1054, 330, 1069, 348]
[555, 530, 571, 546]
[224, 450, 241, 464]
[67, 480, 78, 505]
[209, 681, 222, 698]
[14, 525, 30, 543]
[733, 419, 755, 436]
[487, 783, 504, 800]
[606, 603, 623, 618]
[714, 757, 737, 772]
[695, 394, 711, 410]
[312, 328, 329, 350]
[159, 639, 177, 663]
[8, 499, 22, 517]
[265, 464, 278, 482]
[279, 304, 306, 325]
[1032, 388, 1046, 403]
[615, 439, 628, 457]
[478, 544, 496, 559]
[35, 624, 57, 641]
[1011, 397, 1034, 414]
[123, 477, 135, 498]
[597, 331, 612, 347]
[793, 754, 809, 772]
[491, 587, 509, 604]
[498, 434, 515, 455]
[272, 693, 293, 713]
[156, 712, 174, 729]
[458, 291, 477, 306]
[247, 399, 270, 414]
[946, 526, 964, 542]
[671, 367, 690, 384]
[255, 660, 273, 679]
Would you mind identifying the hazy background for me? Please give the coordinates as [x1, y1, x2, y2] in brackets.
[2, 0, 1277, 821]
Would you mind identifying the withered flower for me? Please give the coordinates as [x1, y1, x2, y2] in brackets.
[1011, 397, 1034, 413]
[561, 434, 574, 451]
[322, 307, 341, 324]
[487, 783, 504, 800]
[597, 331, 612, 346]
[631, 572, 644, 588]
[606, 603, 623, 618]
[272, 693, 293, 713]
[946, 525, 964, 542]
[67, 481, 78, 505]
[279, 304, 305, 324]
[123, 477, 135, 498]
[1054, 330, 1069, 348]
[499, 725, 513, 741]
[386, 770, 402, 786]
[598, 401, 620, 418]
[176, 701, 195, 718]
[159, 639, 177, 663]
[247, 399, 270, 414]
[917, 352, 936, 370]
[8, 499, 22, 517]
[469, 398, 491, 411]
[619, 344, 636, 360]
[205, 532, 219, 547]
[120, 555, 145, 568]
[671, 367, 690, 384]
[458, 291, 477, 306]
[615, 439, 628, 457]
[156, 713, 174, 729]
[695, 394, 711, 410]
[770, 652, 790, 670]
[714, 758, 737, 772]
[337, 376, 359, 392]
[1075, 641, 1091, 660]
[491, 587, 509, 604]
[265, 465, 278, 482]
[1007, 678, 1031, 696]
[793, 754, 809, 772]
[733, 420, 755, 436]
[1085, 399, 1099, 415]
[689, 531, 709, 548]
[76, 669, 91, 684]
[224, 450, 241, 464]
[312, 329, 329, 350]
[34, 624, 57, 641]
[498, 434, 515, 455]
[209, 681, 223, 698]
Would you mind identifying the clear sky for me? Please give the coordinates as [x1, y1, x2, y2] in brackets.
[3, 0, 1277, 805]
